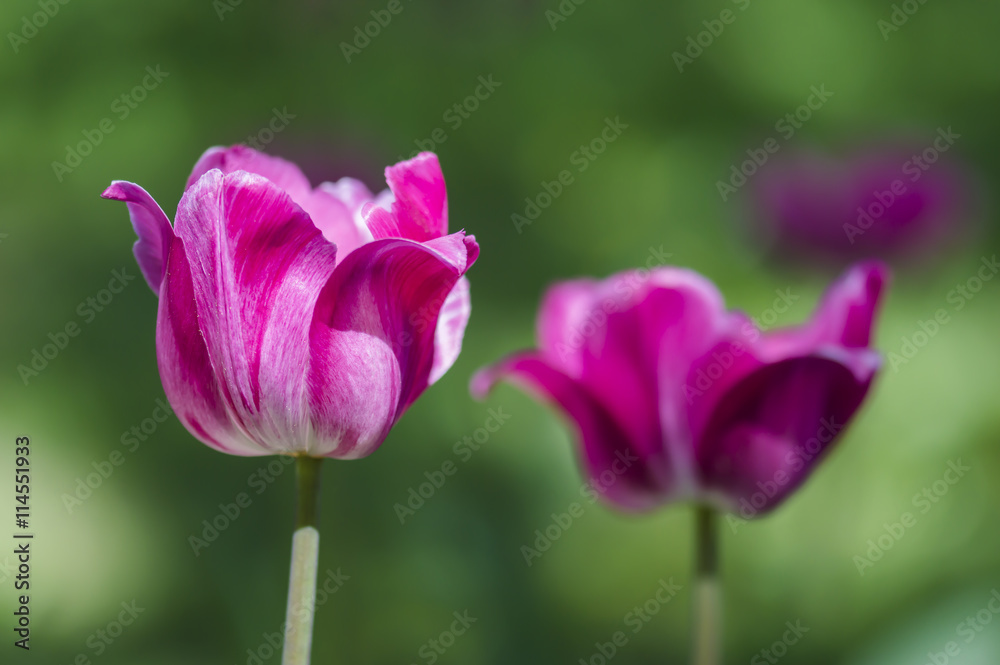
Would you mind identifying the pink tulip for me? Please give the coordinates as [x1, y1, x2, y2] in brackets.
[103, 147, 478, 458]
[472, 262, 887, 515]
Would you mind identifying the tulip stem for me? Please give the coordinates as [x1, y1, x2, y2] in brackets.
[692, 505, 721, 665]
[282, 456, 323, 665]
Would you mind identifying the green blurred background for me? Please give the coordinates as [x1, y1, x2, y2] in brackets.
[2, 0, 1000, 663]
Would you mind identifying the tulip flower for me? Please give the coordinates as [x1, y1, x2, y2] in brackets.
[749, 144, 972, 262]
[472, 261, 887, 665]
[103, 147, 477, 665]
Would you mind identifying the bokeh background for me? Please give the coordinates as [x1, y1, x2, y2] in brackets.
[2, 1, 1000, 663]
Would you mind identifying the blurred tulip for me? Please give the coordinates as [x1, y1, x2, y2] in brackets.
[473, 261, 888, 516]
[103, 147, 478, 459]
[750, 143, 972, 261]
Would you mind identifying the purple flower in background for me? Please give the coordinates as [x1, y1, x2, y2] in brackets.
[472, 262, 888, 516]
[103, 147, 478, 458]
[750, 141, 973, 261]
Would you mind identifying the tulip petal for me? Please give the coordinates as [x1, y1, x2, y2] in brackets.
[429, 277, 471, 385]
[364, 152, 448, 241]
[471, 353, 671, 510]
[307, 232, 477, 458]
[156, 237, 266, 455]
[314, 177, 381, 254]
[809, 260, 888, 348]
[186, 145, 313, 201]
[101, 181, 174, 293]
[319, 177, 377, 212]
[757, 261, 889, 357]
[576, 269, 735, 499]
[696, 355, 876, 514]
[303, 186, 373, 258]
[686, 263, 886, 441]
[174, 169, 339, 453]
[188, 145, 378, 257]
[535, 279, 601, 376]
[685, 262, 887, 512]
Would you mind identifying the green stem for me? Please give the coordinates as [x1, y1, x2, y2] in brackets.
[282, 456, 323, 665]
[295, 455, 323, 530]
[692, 505, 721, 665]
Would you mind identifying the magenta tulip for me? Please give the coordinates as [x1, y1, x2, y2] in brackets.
[473, 262, 887, 516]
[103, 147, 478, 459]
[750, 145, 972, 261]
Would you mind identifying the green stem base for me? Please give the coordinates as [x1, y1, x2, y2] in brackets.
[282, 456, 323, 665]
[692, 505, 721, 665]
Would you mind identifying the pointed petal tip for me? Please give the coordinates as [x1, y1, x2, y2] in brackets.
[468, 353, 545, 402]
[100, 180, 174, 293]
[389, 151, 440, 172]
[101, 180, 142, 201]
[803, 259, 892, 350]
[379, 152, 448, 241]
[462, 234, 480, 268]
[848, 259, 891, 293]
[100, 182, 125, 200]
[469, 365, 497, 401]
[385, 152, 442, 191]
